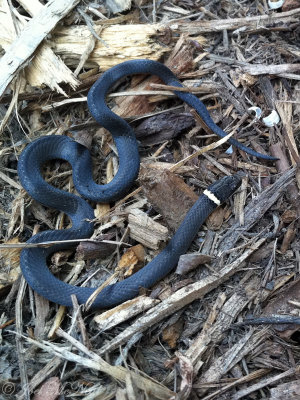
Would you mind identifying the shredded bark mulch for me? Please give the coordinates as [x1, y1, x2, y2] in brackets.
[0, 1, 300, 399]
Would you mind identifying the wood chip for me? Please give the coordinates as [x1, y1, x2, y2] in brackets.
[94, 295, 160, 331]
[53, 23, 169, 72]
[176, 254, 213, 275]
[117, 244, 145, 277]
[0, 0, 80, 97]
[128, 209, 169, 250]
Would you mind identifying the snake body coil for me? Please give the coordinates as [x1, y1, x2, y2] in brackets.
[18, 60, 271, 309]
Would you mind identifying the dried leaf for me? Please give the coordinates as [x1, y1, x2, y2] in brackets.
[280, 222, 296, 253]
[162, 319, 184, 348]
[206, 206, 226, 231]
[281, 209, 298, 224]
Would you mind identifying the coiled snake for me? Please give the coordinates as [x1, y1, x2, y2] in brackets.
[18, 60, 274, 309]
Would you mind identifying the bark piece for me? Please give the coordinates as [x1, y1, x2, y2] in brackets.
[205, 206, 226, 231]
[270, 142, 300, 215]
[232, 366, 300, 400]
[109, 38, 195, 118]
[258, 76, 277, 109]
[249, 241, 275, 262]
[283, 0, 300, 11]
[135, 111, 195, 146]
[75, 234, 116, 261]
[49, 328, 175, 400]
[276, 94, 300, 165]
[174, 352, 193, 399]
[217, 158, 277, 174]
[280, 222, 296, 253]
[34, 294, 50, 340]
[185, 276, 261, 375]
[281, 209, 298, 224]
[139, 168, 198, 231]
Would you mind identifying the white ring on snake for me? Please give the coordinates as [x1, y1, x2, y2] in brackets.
[203, 189, 221, 206]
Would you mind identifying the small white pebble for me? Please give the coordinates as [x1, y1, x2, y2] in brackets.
[268, 0, 284, 9]
[225, 145, 233, 155]
[248, 106, 262, 119]
[262, 110, 280, 127]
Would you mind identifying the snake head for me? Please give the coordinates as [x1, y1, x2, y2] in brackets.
[206, 173, 243, 204]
